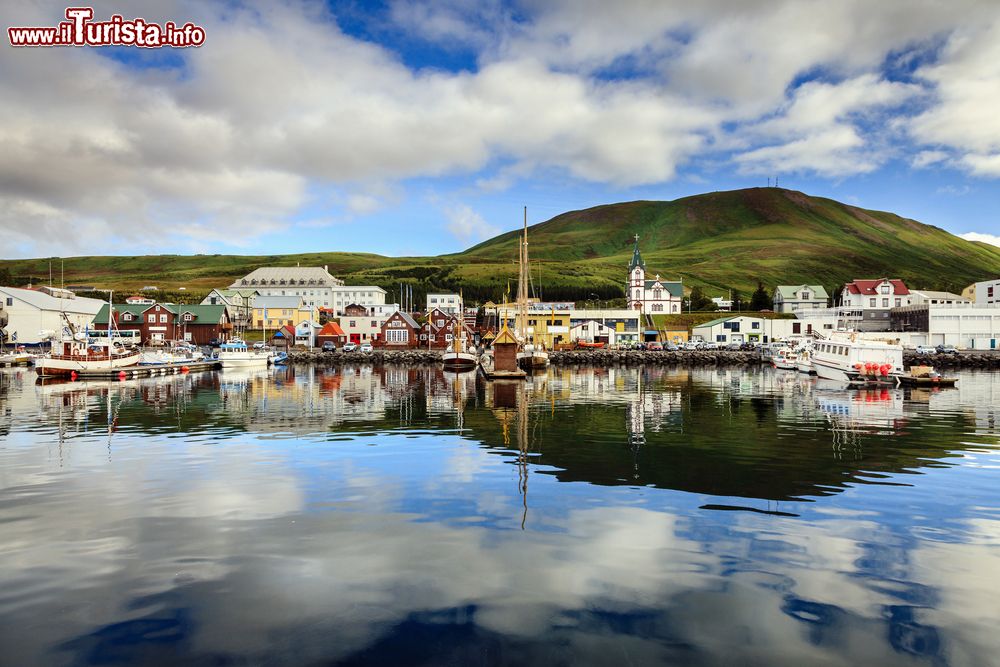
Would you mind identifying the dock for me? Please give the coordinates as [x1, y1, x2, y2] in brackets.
[36, 359, 221, 380]
[0, 354, 33, 368]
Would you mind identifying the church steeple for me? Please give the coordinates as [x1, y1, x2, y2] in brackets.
[628, 234, 646, 272]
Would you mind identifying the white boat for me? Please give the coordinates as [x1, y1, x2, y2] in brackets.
[217, 339, 270, 369]
[795, 344, 816, 375]
[771, 347, 798, 370]
[812, 334, 904, 383]
[139, 343, 204, 365]
[442, 298, 478, 371]
[514, 206, 549, 370]
[35, 293, 140, 377]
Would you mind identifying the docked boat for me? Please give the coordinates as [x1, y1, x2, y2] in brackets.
[139, 342, 204, 366]
[514, 206, 549, 370]
[217, 339, 270, 369]
[812, 334, 904, 383]
[795, 344, 816, 375]
[771, 347, 798, 371]
[35, 337, 140, 377]
[442, 299, 478, 371]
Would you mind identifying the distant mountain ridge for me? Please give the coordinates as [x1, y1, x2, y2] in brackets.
[3, 188, 999, 302]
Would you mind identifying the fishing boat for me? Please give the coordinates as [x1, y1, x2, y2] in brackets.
[812, 334, 904, 383]
[35, 293, 140, 377]
[217, 338, 270, 369]
[139, 341, 204, 366]
[795, 344, 816, 375]
[442, 306, 477, 371]
[514, 207, 549, 370]
[771, 347, 798, 371]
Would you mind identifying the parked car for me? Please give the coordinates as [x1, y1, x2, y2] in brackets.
[683, 341, 701, 350]
[252, 341, 267, 350]
[936, 344, 960, 355]
[359, 342, 373, 353]
[665, 343, 679, 351]
[208, 338, 221, 347]
[322, 341, 336, 353]
[914, 345, 937, 355]
[646, 342, 663, 351]
[726, 342, 742, 351]
[702, 342, 720, 350]
[342, 342, 358, 352]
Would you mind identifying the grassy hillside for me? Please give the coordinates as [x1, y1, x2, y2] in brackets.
[3, 188, 999, 303]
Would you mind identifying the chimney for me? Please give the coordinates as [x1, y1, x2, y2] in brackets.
[324, 265, 328, 274]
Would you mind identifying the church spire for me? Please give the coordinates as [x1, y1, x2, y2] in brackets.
[628, 234, 646, 272]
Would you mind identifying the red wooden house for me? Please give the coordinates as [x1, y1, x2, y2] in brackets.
[380, 311, 420, 348]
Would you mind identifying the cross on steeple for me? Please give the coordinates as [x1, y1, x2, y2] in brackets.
[634, 234, 639, 242]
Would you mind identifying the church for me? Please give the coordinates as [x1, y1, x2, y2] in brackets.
[626, 236, 684, 314]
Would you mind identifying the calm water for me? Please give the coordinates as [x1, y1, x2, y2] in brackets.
[1, 364, 999, 666]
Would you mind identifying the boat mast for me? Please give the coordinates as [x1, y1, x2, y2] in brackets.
[107, 290, 113, 369]
[517, 207, 529, 344]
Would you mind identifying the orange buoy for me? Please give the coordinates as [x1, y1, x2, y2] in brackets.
[181, 366, 189, 373]
[70, 370, 77, 381]
[118, 370, 127, 380]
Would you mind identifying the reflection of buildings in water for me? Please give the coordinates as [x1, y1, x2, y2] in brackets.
[814, 385, 906, 458]
[907, 373, 1000, 436]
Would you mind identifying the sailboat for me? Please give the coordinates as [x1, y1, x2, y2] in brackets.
[515, 207, 549, 370]
[442, 297, 477, 371]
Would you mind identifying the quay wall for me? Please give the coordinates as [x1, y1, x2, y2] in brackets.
[286, 349, 1000, 369]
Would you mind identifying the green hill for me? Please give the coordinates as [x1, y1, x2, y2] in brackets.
[3, 188, 999, 303]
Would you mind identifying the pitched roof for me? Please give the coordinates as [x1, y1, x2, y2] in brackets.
[231, 266, 343, 288]
[774, 285, 829, 300]
[0, 286, 105, 315]
[643, 280, 684, 297]
[694, 316, 739, 329]
[385, 311, 419, 329]
[845, 279, 909, 295]
[255, 295, 306, 309]
[318, 322, 345, 336]
[493, 325, 519, 345]
[628, 236, 646, 272]
[177, 305, 227, 322]
[909, 290, 969, 301]
[93, 303, 162, 324]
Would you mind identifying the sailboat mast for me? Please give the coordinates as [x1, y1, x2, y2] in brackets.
[518, 206, 529, 341]
[107, 290, 113, 369]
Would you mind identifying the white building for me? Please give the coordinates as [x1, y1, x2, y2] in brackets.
[711, 297, 733, 311]
[891, 303, 1000, 349]
[841, 278, 913, 331]
[693, 315, 837, 345]
[626, 236, 683, 314]
[773, 285, 828, 313]
[0, 286, 106, 346]
[340, 303, 401, 344]
[426, 293, 461, 314]
[230, 266, 387, 316]
[570, 320, 617, 345]
[908, 290, 970, 306]
[568, 308, 644, 343]
[964, 279, 1000, 306]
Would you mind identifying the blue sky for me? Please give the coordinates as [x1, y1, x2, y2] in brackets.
[3, 0, 999, 259]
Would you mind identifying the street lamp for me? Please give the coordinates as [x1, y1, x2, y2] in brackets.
[589, 293, 601, 310]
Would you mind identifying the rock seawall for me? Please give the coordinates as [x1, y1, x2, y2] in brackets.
[288, 350, 443, 366]
[902, 352, 1000, 370]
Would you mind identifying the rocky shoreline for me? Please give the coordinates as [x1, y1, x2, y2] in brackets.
[286, 348, 1000, 370]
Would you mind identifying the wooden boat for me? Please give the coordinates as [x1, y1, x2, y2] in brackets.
[35, 293, 140, 377]
[898, 364, 957, 387]
[575, 341, 605, 349]
[514, 207, 549, 370]
[442, 298, 477, 371]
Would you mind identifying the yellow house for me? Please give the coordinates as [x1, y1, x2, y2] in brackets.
[662, 327, 689, 344]
[252, 296, 316, 329]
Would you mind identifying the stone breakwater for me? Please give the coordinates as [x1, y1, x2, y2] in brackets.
[288, 350, 443, 366]
[549, 350, 765, 366]
[902, 352, 1000, 370]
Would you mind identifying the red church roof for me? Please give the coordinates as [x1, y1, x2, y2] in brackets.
[845, 279, 909, 296]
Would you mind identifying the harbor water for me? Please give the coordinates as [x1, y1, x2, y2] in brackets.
[1, 364, 999, 666]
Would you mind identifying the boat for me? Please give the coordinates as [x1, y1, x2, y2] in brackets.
[514, 207, 549, 370]
[897, 364, 958, 387]
[35, 293, 140, 377]
[575, 340, 605, 349]
[217, 339, 270, 369]
[795, 343, 816, 375]
[771, 347, 798, 371]
[139, 342, 204, 366]
[442, 308, 477, 371]
[812, 334, 904, 383]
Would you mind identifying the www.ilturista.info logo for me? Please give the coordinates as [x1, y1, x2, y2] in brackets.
[8, 7, 205, 48]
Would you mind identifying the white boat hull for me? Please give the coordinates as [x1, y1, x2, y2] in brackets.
[219, 355, 270, 369]
[517, 351, 549, 369]
[36, 352, 141, 376]
[442, 351, 477, 370]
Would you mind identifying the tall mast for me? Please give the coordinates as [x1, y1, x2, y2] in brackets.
[517, 206, 529, 341]
[108, 290, 113, 369]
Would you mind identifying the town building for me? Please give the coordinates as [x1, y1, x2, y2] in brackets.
[201, 288, 260, 328]
[252, 296, 316, 330]
[840, 279, 912, 331]
[692, 315, 836, 345]
[0, 286, 107, 346]
[338, 303, 401, 344]
[570, 320, 617, 346]
[908, 290, 970, 306]
[962, 279, 1000, 306]
[773, 285, 828, 313]
[711, 297, 733, 311]
[569, 309, 643, 344]
[92, 302, 232, 345]
[316, 322, 347, 347]
[380, 311, 420, 347]
[890, 304, 1000, 349]
[426, 293, 461, 314]
[229, 266, 387, 316]
[124, 295, 156, 305]
[417, 309, 475, 349]
[626, 236, 684, 314]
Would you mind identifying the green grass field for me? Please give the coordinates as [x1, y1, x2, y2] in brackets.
[4, 187, 999, 304]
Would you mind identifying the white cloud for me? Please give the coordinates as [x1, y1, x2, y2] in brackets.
[2, 0, 1000, 257]
[961, 232, 1000, 247]
[444, 203, 499, 245]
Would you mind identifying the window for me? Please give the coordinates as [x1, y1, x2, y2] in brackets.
[184, 313, 193, 322]
[869, 298, 877, 307]
[801, 292, 810, 300]
[792, 323, 801, 334]
[881, 284, 890, 294]
[438, 319, 445, 327]
[716, 334, 726, 342]
[752, 322, 760, 329]
[4, 297, 11, 306]
[653, 289, 661, 299]
[882, 298, 889, 308]
[349, 320, 356, 327]
[148, 314, 156, 323]
[371, 320, 376, 327]
[895, 298, 901, 307]
[123, 313, 132, 321]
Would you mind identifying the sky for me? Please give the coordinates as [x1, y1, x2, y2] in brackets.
[2, 0, 1000, 259]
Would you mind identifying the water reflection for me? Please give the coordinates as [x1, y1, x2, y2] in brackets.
[0, 365, 998, 666]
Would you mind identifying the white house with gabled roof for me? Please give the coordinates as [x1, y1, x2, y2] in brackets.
[626, 236, 683, 314]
